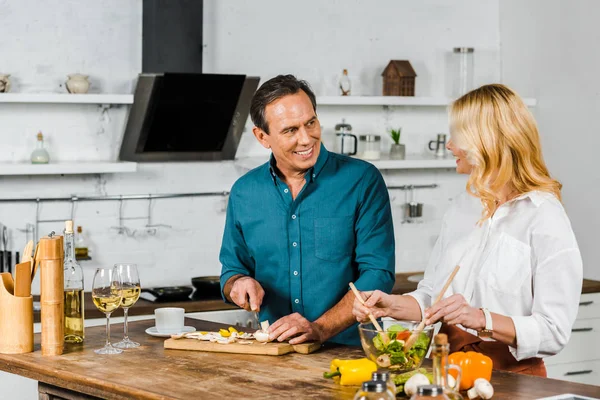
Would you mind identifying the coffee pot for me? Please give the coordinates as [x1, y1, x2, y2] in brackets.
[334, 119, 357, 156]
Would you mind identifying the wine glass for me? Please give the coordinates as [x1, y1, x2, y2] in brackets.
[91, 266, 123, 354]
[113, 263, 141, 349]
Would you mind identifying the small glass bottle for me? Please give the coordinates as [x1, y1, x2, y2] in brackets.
[452, 48, 474, 97]
[410, 385, 450, 400]
[75, 226, 89, 260]
[64, 220, 85, 343]
[31, 131, 50, 164]
[432, 334, 463, 400]
[372, 371, 396, 397]
[354, 380, 395, 400]
[339, 69, 351, 96]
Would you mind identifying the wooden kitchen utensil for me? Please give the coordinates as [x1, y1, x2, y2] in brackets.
[30, 241, 40, 282]
[0, 272, 34, 354]
[403, 265, 461, 352]
[348, 282, 389, 344]
[14, 262, 32, 297]
[164, 337, 321, 356]
[21, 240, 33, 263]
[37, 234, 65, 356]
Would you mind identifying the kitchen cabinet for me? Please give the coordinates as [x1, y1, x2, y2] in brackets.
[546, 292, 600, 385]
[0, 93, 137, 175]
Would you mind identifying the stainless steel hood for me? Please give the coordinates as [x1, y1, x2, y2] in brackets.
[119, 73, 259, 162]
[119, 0, 259, 162]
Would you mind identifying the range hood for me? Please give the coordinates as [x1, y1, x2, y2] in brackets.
[119, 0, 259, 162]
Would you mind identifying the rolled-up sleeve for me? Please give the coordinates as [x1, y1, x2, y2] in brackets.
[352, 166, 395, 293]
[510, 246, 582, 360]
[219, 189, 255, 300]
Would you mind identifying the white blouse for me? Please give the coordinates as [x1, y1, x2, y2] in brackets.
[407, 191, 583, 361]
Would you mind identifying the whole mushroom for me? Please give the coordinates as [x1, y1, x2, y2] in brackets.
[467, 378, 494, 399]
[404, 373, 431, 397]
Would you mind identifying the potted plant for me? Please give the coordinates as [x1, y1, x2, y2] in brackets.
[389, 128, 405, 160]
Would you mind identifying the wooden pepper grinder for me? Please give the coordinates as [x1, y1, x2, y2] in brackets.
[37, 232, 64, 356]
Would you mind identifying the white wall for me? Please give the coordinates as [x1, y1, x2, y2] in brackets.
[499, 0, 600, 280]
[0, 0, 503, 294]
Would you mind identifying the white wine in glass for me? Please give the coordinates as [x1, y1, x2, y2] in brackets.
[114, 263, 141, 349]
[91, 267, 123, 355]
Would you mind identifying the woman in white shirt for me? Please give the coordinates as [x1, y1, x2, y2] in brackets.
[353, 84, 583, 376]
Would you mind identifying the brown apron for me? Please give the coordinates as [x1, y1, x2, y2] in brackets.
[440, 324, 547, 377]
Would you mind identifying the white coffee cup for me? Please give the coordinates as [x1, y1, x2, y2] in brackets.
[154, 307, 185, 333]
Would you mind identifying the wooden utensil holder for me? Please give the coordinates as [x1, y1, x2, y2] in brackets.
[0, 272, 34, 354]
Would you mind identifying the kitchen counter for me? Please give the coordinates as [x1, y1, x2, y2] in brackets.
[33, 273, 600, 323]
[0, 318, 599, 399]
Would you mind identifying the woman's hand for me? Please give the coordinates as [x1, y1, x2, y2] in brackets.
[424, 294, 486, 330]
[352, 290, 394, 322]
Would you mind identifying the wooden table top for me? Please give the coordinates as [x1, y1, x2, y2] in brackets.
[0, 318, 599, 399]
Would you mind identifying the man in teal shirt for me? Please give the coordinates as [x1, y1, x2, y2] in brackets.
[220, 75, 395, 346]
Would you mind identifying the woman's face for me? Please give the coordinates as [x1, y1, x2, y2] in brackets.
[446, 139, 473, 175]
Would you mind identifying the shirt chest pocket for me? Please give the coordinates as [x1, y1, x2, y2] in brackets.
[314, 217, 355, 262]
[482, 232, 532, 295]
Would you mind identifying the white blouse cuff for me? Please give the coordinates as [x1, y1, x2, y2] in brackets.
[405, 291, 430, 322]
[510, 315, 541, 361]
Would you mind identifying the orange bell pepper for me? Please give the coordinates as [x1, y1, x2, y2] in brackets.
[448, 351, 493, 391]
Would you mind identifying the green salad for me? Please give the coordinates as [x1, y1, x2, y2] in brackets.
[372, 324, 430, 370]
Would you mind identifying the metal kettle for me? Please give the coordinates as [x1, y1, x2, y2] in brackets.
[334, 119, 357, 156]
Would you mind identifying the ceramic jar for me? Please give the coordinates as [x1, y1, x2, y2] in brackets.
[0, 74, 11, 93]
[66, 74, 90, 94]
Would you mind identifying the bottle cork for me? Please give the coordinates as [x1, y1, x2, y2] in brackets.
[434, 333, 448, 345]
[65, 220, 74, 234]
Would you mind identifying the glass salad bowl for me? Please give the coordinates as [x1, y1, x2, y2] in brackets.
[358, 319, 434, 373]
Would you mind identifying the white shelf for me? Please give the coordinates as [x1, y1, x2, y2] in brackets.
[317, 96, 537, 107]
[0, 93, 133, 104]
[0, 161, 138, 175]
[235, 154, 456, 171]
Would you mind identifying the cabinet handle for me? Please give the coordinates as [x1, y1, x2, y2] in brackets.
[565, 370, 593, 376]
[572, 327, 593, 333]
[579, 301, 594, 306]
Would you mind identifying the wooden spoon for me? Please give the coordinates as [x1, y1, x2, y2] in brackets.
[349, 282, 389, 344]
[403, 265, 461, 352]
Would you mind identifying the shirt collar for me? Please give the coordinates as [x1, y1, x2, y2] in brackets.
[267, 142, 330, 185]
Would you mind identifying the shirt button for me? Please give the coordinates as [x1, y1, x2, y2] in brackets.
[292, 214, 296, 219]
[284, 188, 289, 193]
[294, 299, 299, 304]
[292, 242, 297, 247]
[312, 174, 316, 178]
[293, 271, 298, 276]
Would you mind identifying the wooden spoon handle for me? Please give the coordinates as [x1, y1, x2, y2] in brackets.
[348, 282, 389, 344]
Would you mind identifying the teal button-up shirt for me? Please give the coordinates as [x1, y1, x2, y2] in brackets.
[219, 144, 395, 345]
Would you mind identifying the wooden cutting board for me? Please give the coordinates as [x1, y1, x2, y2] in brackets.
[164, 338, 321, 356]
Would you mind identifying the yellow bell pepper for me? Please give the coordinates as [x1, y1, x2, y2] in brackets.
[448, 351, 493, 391]
[323, 358, 377, 386]
[228, 326, 238, 334]
[219, 329, 231, 337]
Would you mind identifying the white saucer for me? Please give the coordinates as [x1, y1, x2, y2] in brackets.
[145, 326, 196, 338]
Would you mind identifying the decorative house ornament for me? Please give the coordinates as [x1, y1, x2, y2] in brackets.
[381, 60, 416, 96]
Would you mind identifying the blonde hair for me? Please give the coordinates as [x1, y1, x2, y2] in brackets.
[449, 84, 562, 221]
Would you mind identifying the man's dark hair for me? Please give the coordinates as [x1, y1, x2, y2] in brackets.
[250, 74, 317, 134]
